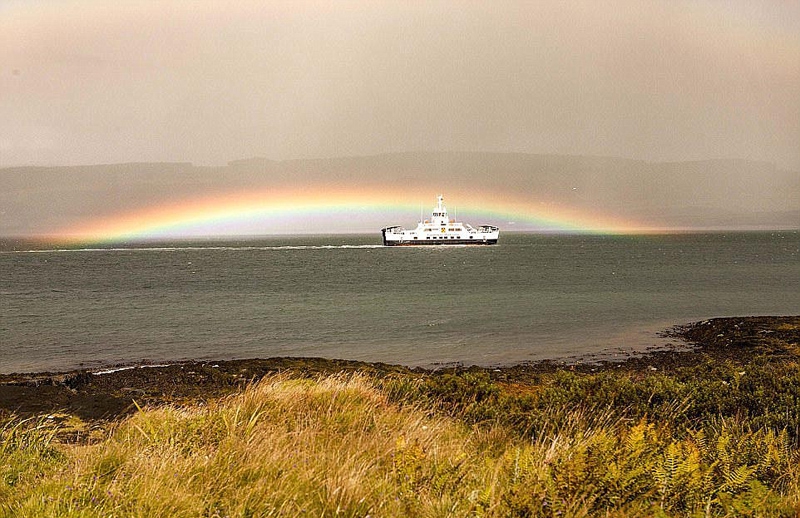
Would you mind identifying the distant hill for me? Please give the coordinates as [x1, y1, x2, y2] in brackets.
[1, 153, 798, 236]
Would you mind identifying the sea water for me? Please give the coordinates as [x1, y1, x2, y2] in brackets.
[1, 232, 798, 373]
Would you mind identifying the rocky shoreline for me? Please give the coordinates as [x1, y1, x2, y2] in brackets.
[1, 316, 798, 424]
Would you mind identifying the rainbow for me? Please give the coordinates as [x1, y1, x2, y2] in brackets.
[53, 186, 663, 245]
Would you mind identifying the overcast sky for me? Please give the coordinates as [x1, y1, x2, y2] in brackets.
[1, 0, 798, 170]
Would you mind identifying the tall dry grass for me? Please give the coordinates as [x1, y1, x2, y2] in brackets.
[2, 374, 511, 517]
[2, 369, 800, 517]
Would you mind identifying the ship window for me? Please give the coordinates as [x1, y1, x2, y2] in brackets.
[414, 237, 418, 239]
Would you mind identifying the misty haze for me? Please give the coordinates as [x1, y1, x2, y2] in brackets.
[2, 2, 798, 239]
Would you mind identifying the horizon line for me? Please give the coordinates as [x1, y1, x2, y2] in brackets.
[3, 226, 798, 245]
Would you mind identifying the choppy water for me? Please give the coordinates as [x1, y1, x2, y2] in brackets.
[1, 232, 798, 373]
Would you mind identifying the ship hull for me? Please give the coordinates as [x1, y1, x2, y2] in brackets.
[382, 238, 498, 246]
[382, 228, 498, 246]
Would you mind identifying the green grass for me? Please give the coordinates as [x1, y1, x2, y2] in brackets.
[3, 358, 800, 517]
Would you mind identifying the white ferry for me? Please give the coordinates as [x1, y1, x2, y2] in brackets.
[381, 195, 499, 246]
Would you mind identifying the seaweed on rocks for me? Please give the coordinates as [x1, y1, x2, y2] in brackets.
[1, 316, 797, 427]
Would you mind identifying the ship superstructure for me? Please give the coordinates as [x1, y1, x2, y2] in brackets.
[381, 195, 499, 246]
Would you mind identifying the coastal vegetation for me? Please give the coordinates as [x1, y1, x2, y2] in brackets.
[1, 317, 799, 517]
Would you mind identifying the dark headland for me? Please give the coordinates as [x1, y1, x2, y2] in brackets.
[1, 316, 798, 426]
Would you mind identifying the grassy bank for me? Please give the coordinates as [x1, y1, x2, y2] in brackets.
[2, 317, 800, 517]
